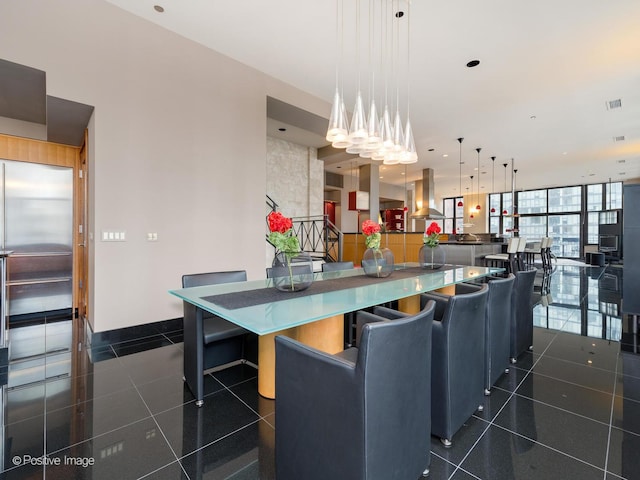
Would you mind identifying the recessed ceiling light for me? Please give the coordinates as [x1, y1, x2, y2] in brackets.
[395, 11, 404, 18]
[613, 135, 625, 142]
[428, 148, 435, 152]
[278, 127, 286, 132]
[619, 172, 626, 175]
[530, 115, 536, 120]
[589, 173, 595, 176]
[466, 60, 480, 68]
[562, 152, 568, 155]
[153, 5, 164, 13]
[617, 159, 626, 163]
[443, 154, 448, 158]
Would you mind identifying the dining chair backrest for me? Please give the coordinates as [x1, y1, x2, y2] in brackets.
[321, 261, 355, 273]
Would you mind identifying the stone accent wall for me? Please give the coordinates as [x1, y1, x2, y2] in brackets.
[266, 136, 323, 218]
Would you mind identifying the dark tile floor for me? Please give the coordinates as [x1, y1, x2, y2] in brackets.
[1, 263, 638, 479]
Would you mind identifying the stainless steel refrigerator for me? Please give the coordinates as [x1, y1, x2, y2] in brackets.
[1, 160, 73, 359]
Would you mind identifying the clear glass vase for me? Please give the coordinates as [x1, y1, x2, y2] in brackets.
[418, 244, 446, 269]
[271, 251, 314, 292]
[361, 248, 394, 278]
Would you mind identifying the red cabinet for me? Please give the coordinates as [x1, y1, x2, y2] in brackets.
[384, 209, 405, 232]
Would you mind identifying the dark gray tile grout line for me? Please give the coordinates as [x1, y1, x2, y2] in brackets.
[446, 318, 565, 480]
[603, 352, 621, 480]
[127, 364, 192, 480]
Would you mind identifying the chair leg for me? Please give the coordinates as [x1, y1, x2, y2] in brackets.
[422, 467, 430, 477]
[440, 438, 452, 447]
[477, 404, 484, 412]
[484, 388, 491, 396]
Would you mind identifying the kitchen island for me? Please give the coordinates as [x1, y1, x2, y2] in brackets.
[341, 232, 504, 266]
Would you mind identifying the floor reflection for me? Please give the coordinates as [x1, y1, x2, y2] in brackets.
[534, 264, 624, 342]
[0, 262, 637, 479]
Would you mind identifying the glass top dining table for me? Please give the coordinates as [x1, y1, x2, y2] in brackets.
[169, 263, 504, 335]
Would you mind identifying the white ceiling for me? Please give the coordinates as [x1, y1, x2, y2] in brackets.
[104, 0, 640, 198]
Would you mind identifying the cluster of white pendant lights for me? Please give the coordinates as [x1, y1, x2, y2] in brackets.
[326, 0, 418, 165]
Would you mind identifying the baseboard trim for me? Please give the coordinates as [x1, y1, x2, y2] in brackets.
[87, 317, 183, 349]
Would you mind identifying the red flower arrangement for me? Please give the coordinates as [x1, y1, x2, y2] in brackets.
[423, 221, 441, 248]
[362, 219, 381, 249]
[267, 211, 299, 253]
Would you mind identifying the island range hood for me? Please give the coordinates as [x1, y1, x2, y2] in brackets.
[410, 168, 445, 219]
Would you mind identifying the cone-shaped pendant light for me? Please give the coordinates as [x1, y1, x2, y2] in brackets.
[325, 0, 417, 162]
[347, 91, 368, 145]
[326, 89, 348, 143]
[392, 109, 405, 150]
[383, 110, 403, 165]
[399, 118, 418, 164]
[380, 106, 394, 152]
[362, 99, 381, 155]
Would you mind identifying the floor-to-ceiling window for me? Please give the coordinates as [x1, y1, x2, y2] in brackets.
[442, 197, 464, 234]
[444, 181, 623, 258]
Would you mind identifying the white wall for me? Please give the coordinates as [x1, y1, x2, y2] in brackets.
[0, 0, 329, 332]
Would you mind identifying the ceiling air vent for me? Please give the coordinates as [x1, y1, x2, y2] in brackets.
[613, 135, 625, 142]
[606, 99, 622, 110]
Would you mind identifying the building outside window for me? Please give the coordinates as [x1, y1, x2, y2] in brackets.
[518, 189, 547, 214]
[443, 181, 621, 259]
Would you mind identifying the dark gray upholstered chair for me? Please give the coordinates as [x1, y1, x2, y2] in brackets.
[420, 284, 489, 446]
[275, 302, 436, 480]
[509, 268, 537, 363]
[265, 263, 313, 279]
[321, 260, 354, 272]
[181, 271, 257, 407]
[453, 274, 516, 394]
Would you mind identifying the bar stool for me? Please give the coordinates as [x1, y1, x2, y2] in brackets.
[524, 239, 542, 267]
[515, 237, 528, 272]
[484, 237, 518, 273]
[540, 237, 551, 273]
[539, 237, 553, 293]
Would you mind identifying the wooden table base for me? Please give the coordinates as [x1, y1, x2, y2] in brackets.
[258, 314, 344, 399]
[398, 285, 456, 314]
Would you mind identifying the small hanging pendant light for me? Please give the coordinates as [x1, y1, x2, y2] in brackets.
[469, 175, 475, 218]
[457, 137, 464, 207]
[502, 163, 508, 215]
[475, 148, 482, 211]
[490, 156, 496, 213]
